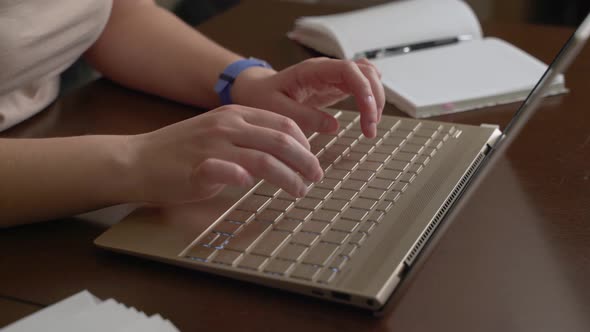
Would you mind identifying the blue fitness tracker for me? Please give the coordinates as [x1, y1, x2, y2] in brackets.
[214, 58, 272, 105]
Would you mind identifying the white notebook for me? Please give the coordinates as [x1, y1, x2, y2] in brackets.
[1, 291, 180, 332]
[288, 0, 567, 118]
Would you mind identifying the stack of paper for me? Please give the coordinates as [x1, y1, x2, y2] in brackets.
[2, 290, 179, 332]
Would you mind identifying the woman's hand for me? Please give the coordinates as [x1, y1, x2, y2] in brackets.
[129, 105, 322, 204]
[231, 57, 385, 138]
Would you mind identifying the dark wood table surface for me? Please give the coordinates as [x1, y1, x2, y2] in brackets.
[1, 1, 589, 331]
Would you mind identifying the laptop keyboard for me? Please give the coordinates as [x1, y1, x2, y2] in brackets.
[183, 110, 459, 284]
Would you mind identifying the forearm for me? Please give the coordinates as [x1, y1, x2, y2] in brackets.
[85, 0, 243, 109]
[0, 136, 136, 226]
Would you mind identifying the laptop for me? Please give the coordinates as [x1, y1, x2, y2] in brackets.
[96, 14, 590, 310]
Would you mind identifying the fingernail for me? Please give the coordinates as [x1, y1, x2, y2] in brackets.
[365, 95, 375, 107]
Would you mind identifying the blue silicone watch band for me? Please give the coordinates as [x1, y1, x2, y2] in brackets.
[214, 58, 272, 105]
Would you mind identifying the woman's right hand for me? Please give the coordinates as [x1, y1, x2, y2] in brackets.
[127, 105, 323, 205]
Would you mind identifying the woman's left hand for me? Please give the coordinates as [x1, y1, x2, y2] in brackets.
[231, 57, 385, 138]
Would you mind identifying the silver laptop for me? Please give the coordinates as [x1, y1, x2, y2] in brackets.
[96, 15, 590, 310]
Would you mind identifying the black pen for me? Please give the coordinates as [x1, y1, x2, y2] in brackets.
[355, 34, 473, 60]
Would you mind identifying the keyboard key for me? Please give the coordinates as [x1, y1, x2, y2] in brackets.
[255, 209, 284, 223]
[264, 259, 294, 275]
[332, 159, 358, 171]
[349, 169, 375, 182]
[341, 179, 367, 192]
[350, 198, 378, 211]
[186, 245, 216, 261]
[266, 198, 294, 212]
[325, 143, 350, 157]
[277, 190, 298, 201]
[393, 152, 418, 163]
[301, 221, 330, 234]
[331, 219, 359, 233]
[407, 136, 431, 146]
[338, 111, 360, 122]
[238, 254, 268, 271]
[358, 161, 383, 172]
[351, 144, 374, 154]
[334, 136, 358, 147]
[284, 208, 313, 222]
[360, 188, 387, 200]
[310, 134, 336, 151]
[325, 168, 350, 179]
[415, 155, 431, 165]
[255, 182, 281, 197]
[315, 178, 342, 190]
[401, 144, 424, 154]
[340, 243, 358, 258]
[322, 199, 349, 212]
[422, 147, 437, 158]
[399, 173, 416, 183]
[341, 208, 368, 221]
[408, 163, 424, 174]
[277, 243, 308, 261]
[358, 136, 383, 146]
[251, 231, 291, 257]
[368, 178, 394, 190]
[318, 150, 341, 170]
[329, 255, 349, 270]
[390, 129, 412, 139]
[318, 268, 338, 284]
[225, 210, 255, 224]
[292, 232, 319, 247]
[384, 191, 401, 202]
[323, 230, 350, 245]
[341, 151, 366, 163]
[358, 221, 376, 234]
[274, 218, 302, 233]
[414, 128, 438, 138]
[212, 249, 243, 265]
[377, 169, 401, 181]
[366, 153, 391, 164]
[239, 194, 271, 213]
[303, 242, 339, 266]
[392, 182, 408, 192]
[224, 221, 272, 252]
[210, 233, 231, 249]
[306, 187, 332, 200]
[367, 210, 385, 223]
[349, 232, 367, 245]
[382, 136, 406, 147]
[197, 232, 219, 247]
[374, 144, 399, 155]
[311, 209, 339, 223]
[213, 221, 243, 235]
[376, 200, 393, 212]
[291, 263, 321, 281]
[331, 189, 358, 201]
[376, 117, 400, 130]
[385, 160, 409, 171]
[342, 129, 363, 139]
[297, 197, 323, 211]
[398, 121, 421, 132]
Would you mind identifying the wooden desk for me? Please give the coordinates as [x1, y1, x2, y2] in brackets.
[0, 298, 42, 328]
[1, 1, 589, 331]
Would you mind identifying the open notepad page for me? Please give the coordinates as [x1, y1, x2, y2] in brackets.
[373, 38, 567, 117]
[2, 290, 180, 332]
[290, 0, 482, 59]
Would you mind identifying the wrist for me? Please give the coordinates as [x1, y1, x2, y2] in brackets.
[231, 66, 276, 106]
[100, 135, 143, 205]
[214, 58, 275, 106]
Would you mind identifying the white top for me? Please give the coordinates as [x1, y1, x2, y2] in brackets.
[0, 0, 113, 132]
